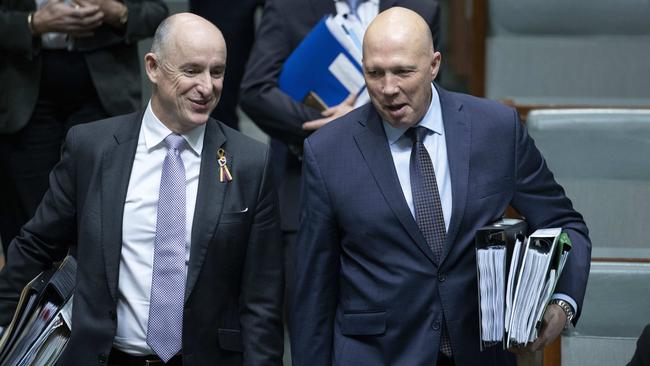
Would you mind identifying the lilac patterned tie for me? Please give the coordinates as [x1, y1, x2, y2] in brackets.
[146, 134, 186, 362]
[406, 126, 453, 357]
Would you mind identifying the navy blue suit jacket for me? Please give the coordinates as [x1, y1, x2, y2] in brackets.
[290, 85, 591, 366]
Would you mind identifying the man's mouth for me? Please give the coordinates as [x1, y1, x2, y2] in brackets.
[385, 103, 408, 118]
[189, 98, 211, 111]
[386, 103, 406, 112]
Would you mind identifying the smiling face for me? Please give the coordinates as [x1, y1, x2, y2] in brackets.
[145, 14, 227, 133]
[362, 8, 441, 129]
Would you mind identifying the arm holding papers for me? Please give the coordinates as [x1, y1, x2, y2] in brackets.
[240, 0, 329, 144]
[508, 113, 591, 352]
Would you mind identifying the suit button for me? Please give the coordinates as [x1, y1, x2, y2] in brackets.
[438, 273, 446, 282]
[98, 353, 107, 364]
[432, 320, 441, 330]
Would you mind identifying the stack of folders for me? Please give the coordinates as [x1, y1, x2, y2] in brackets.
[278, 13, 370, 111]
[475, 220, 572, 350]
[0, 256, 76, 366]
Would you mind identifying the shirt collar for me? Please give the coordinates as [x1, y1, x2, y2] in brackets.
[383, 83, 443, 145]
[142, 101, 205, 156]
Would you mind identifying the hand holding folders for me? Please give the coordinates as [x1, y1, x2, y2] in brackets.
[475, 219, 572, 351]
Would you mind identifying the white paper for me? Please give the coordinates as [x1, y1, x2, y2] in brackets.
[328, 53, 365, 94]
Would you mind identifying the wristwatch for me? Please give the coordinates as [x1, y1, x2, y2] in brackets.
[550, 299, 575, 329]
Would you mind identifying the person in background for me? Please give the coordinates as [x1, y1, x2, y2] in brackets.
[628, 324, 650, 366]
[0, 0, 168, 257]
[189, 0, 265, 130]
[290, 7, 591, 366]
[239, 0, 440, 313]
[0, 13, 284, 366]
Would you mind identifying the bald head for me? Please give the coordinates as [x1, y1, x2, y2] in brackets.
[144, 13, 228, 133]
[151, 13, 226, 60]
[361, 7, 441, 129]
[363, 7, 434, 60]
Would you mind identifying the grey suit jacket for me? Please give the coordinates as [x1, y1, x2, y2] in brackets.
[0, 0, 168, 133]
[0, 112, 285, 365]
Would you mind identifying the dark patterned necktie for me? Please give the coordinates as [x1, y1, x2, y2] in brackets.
[146, 134, 186, 362]
[407, 126, 446, 263]
[406, 126, 453, 357]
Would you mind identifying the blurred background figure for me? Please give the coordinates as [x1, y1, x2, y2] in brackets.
[0, 0, 168, 257]
[627, 324, 650, 366]
[189, 0, 265, 130]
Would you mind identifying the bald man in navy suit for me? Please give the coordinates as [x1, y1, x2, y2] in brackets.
[291, 7, 591, 366]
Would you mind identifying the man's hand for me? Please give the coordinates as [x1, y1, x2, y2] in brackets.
[75, 0, 128, 29]
[31, 0, 103, 36]
[302, 93, 357, 131]
[509, 303, 567, 354]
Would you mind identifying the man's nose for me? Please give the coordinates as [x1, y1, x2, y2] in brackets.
[195, 71, 213, 94]
[381, 75, 399, 96]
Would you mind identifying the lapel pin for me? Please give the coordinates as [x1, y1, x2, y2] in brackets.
[217, 148, 233, 182]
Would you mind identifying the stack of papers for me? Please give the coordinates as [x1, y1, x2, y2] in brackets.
[279, 14, 371, 111]
[475, 221, 572, 350]
[0, 256, 76, 366]
[506, 229, 570, 347]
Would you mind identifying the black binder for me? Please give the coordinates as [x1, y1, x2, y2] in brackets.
[475, 218, 528, 350]
[0, 256, 76, 365]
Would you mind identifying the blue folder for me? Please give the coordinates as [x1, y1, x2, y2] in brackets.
[279, 17, 363, 108]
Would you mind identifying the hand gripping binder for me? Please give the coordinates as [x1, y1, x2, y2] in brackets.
[476, 221, 573, 351]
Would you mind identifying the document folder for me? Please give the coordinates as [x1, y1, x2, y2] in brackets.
[476, 221, 572, 350]
[278, 16, 365, 109]
[475, 218, 527, 350]
[0, 256, 76, 366]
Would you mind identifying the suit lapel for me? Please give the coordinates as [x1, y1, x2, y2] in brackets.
[437, 86, 470, 263]
[185, 119, 228, 303]
[354, 107, 437, 266]
[101, 112, 142, 302]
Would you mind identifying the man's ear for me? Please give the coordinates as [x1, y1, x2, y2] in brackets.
[430, 51, 442, 81]
[144, 53, 159, 84]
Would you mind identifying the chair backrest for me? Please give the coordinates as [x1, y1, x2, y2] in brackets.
[485, 0, 650, 101]
[527, 109, 650, 259]
[561, 261, 650, 366]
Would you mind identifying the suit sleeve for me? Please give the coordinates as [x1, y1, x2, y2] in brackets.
[0, 1, 167, 54]
[509, 109, 591, 323]
[122, 0, 168, 44]
[239, 0, 321, 146]
[289, 139, 340, 366]
[0, 127, 78, 325]
[0, 9, 37, 57]
[240, 145, 285, 365]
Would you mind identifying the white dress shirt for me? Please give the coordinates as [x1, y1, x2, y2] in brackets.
[35, 0, 69, 49]
[113, 102, 204, 355]
[334, 0, 379, 27]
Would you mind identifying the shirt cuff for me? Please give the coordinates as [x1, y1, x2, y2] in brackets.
[551, 293, 578, 314]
